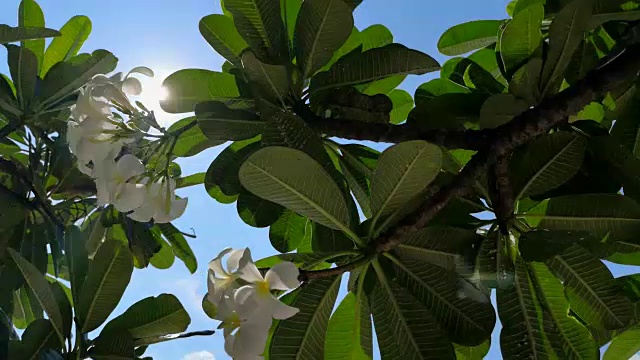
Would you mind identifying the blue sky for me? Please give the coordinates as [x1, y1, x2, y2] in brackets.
[1, 0, 639, 359]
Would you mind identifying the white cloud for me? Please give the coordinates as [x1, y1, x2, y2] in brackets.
[182, 350, 215, 360]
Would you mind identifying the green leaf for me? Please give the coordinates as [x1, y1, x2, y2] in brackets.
[168, 117, 225, 157]
[239, 146, 353, 233]
[359, 24, 393, 51]
[0, 25, 59, 44]
[205, 137, 261, 200]
[437, 20, 503, 56]
[528, 262, 599, 360]
[76, 238, 133, 334]
[7, 249, 64, 344]
[196, 101, 263, 141]
[18, 0, 45, 71]
[12, 287, 34, 329]
[160, 69, 250, 114]
[519, 230, 597, 262]
[391, 257, 495, 346]
[546, 245, 633, 330]
[39, 49, 118, 110]
[511, 132, 586, 199]
[64, 225, 88, 306]
[371, 260, 455, 359]
[295, 0, 353, 78]
[408, 93, 487, 130]
[324, 291, 373, 360]
[509, 57, 543, 105]
[157, 223, 197, 274]
[358, 74, 405, 96]
[500, 4, 543, 73]
[497, 257, 555, 359]
[88, 331, 135, 360]
[199, 14, 248, 66]
[101, 294, 190, 339]
[478, 94, 528, 129]
[540, 0, 593, 96]
[463, 63, 505, 94]
[6, 44, 38, 110]
[603, 324, 640, 360]
[269, 275, 341, 359]
[149, 234, 176, 270]
[388, 89, 413, 124]
[241, 51, 289, 103]
[41, 16, 91, 76]
[414, 78, 470, 104]
[312, 223, 353, 252]
[395, 227, 483, 274]
[237, 189, 284, 227]
[281, 0, 301, 54]
[254, 251, 331, 269]
[13, 319, 61, 360]
[521, 194, 640, 243]
[224, 0, 287, 60]
[311, 44, 440, 92]
[454, 340, 491, 360]
[370, 140, 442, 237]
[50, 282, 72, 338]
[175, 172, 205, 189]
[269, 210, 309, 252]
[0, 73, 20, 117]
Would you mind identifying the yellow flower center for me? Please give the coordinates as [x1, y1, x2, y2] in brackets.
[256, 280, 271, 296]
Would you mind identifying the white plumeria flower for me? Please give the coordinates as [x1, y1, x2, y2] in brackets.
[95, 154, 146, 212]
[235, 260, 301, 320]
[126, 177, 188, 223]
[67, 120, 122, 176]
[205, 248, 249, 306]
[224, 328, 269, 360]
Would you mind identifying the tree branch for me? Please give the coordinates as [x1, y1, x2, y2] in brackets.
[301, 41, 640, 280]
[489, 155, 514, 235]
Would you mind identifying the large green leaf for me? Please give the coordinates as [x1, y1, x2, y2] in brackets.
[269, 210, 310, 252]
[237, 189, 284, 227]
[205, 137, 261, 201]
[64, 225, 88, 306]
[295, 0, 353, 78]
[521, 194, 640, 243]
[437, 20, 503, 56]
[0, 25, 59, 44]
[157, 223, 197, 274]
[6, 44, 38, 110]
[395, 227, 482, 274]
[528, 262, 599, 359]
[50, 282, 72, 338]
[88, 331, 135, 360]
[0, 73, 20, 117]
[339, 155, 372, 218]
[101, 294, 190, 339]
[10, 319, 61, 360]
[269, 275, 341, 359]
[497, 257, 555, 359]
[76, 238, 133, 333]
[18, 0, 45, 71]
[519, 230, 597, 262]
[312, 223, 353, 252]
[241, 51, 289, 103]
[7, 249, 64, 344]
[324, 288, 373, 359]
[281, 0, 301, 54]
[603, 324, 640, 360]
[546, 245, 633, 330]
[371, 260, 455, 359]
[478, 94, 528, 129]
[369, 140, 442, 237]
[511, 132, 586, 199]
[388, 89, 413, 124]
[540, 0, 592, 95]
[509, 57, 542, 105]
[167, 117, 225, 157]
[199, 14, 248, 66]
[224, 0, 287, 60]
[160, 69, 250, 113]
[311, 44, 439, 92]
[39, 49, 118, 110]
[196, 101, 263, 141]
[391, 256, 495, 346]
[500, 4, 543, 73]
[239, 146, 353, 234]
[454, 341, 491, 360]
[41, 16, 91, 76]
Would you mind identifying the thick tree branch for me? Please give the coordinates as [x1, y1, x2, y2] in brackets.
[300, 41, 640, 280]
[489, 155, 514, 235]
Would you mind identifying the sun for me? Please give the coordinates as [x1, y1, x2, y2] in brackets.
[137, 75, 169, 110]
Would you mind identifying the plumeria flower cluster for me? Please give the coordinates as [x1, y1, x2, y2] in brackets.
[207, 248, 301, 359]
[66, 68, 187, 223]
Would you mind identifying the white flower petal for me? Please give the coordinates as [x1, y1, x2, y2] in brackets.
[234, 320, 271, 356]
[126, 199, 155, 222]
[122, 77, 143, 96]
[265, 262, 300, 291]
[113, 183, 146, 212]
[153, 196, 188, 224]
[234, 285, 257, 309]
[226, 248, 247, 274]
[215, 295, 237, 321]
[116, 154, 145, 180]
[224, 333, 236, 356]
[238, 253, 263, 284]
[264, 296, 299, 320]
[209, 248, 233, 276]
